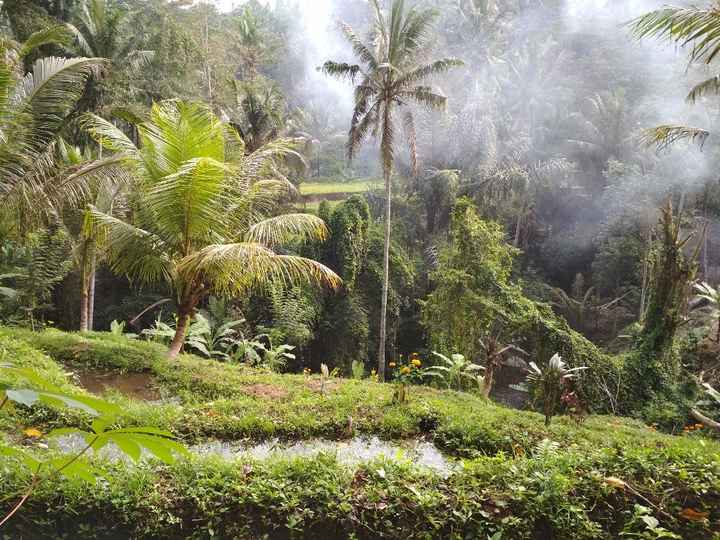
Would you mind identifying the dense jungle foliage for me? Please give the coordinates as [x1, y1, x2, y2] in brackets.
[1, 0, 720, 537]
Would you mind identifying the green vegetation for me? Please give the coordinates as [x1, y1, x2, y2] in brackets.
[299, 179, 380, 196]
[4, 0, 720, 535]
[1, 330, 719, 538]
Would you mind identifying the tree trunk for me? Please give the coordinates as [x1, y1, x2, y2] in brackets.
[482, 362, 495, 398]
[167, 310, 191, 359]
[79, 284, 89, 332]
[690, 408, 720, 432]
[88, 252, 96, 331]
[79, 239, 92, 332]
[377, 160, 391, 382]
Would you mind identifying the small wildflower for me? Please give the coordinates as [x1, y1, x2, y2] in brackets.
[388, 362, 396, 368]
[371, 369, 377, 376]
[411, 358, 421, 367]
[401, 366, 411, 375]
[23, 428, 43, 439]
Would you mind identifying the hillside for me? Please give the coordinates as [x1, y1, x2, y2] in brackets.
[1, 329, 718, 538]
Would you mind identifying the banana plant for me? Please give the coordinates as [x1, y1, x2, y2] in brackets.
[427, 352, 485, 391]
[526, 353, 587, 426]
[693, 281, 720, 343]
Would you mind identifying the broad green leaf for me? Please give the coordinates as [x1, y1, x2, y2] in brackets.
[48, 427, 90, 439]
[109, 434, 142, 462]
[48, 457, 99, 483]
[0, 445, 41, 473]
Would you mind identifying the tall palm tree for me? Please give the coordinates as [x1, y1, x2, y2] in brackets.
[322, 0, 462, 379]
[631, 4, 720, 149]
[84, 100, 341, 358]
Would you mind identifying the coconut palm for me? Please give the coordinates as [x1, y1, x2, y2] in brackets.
[322, 0, 462, 380]
[84, 100, 341, 358]
[631, 4, 720, 149]
[0, 29, 111, 231]
[66, 0, 153, 112]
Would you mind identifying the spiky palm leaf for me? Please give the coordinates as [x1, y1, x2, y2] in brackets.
[631, 6, 720, 65]
[631, 5, 720, 148]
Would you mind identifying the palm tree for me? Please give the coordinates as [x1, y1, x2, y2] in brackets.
[228, 79, 289, 153]
[84, 100, 341, 358]
[66, 0, 153, 112]
[55, 139, 128, 331]
[631, 4, 720, 149]
[323, 0, 462, 379]
[0, 29, 109, 230]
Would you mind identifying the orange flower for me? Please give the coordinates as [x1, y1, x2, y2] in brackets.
[680, 508, 709, 522]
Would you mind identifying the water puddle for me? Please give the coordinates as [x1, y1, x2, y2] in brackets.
[67, 368, 161, 401]
[52, 435, 456, 476]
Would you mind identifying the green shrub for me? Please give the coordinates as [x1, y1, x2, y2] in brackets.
[1, 444, 718, 539]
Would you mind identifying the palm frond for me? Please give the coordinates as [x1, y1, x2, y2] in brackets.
[16, 57, 106, 146]
[341, 23, 379, 71]
[20, 25, 73, 58]
[320, 61, 362, 82]
[65, 23, 95, 57]
[178, 243, 341, 295]
[687, 74, 720, 102]
[89, 207, 172, 284]
[82, 113, 139, 156]
[639, 125, 710, 150]
[399, 86, 447, 110]
[631, 6, 720, 64]
[245, 214, 329, 245]
[145, 157, 233, 251]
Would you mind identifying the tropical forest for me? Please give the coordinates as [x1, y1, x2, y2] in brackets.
[2, 0, 720, 537]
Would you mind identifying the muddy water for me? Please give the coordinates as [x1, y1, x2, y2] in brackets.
[53, 434, 457, 476]
[67, 368, 161, 401]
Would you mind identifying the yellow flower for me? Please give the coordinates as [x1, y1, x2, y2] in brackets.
[411, 358, 422, 367]
[401, 366, 411, 375]
[371, 369, 377, 376]
[23, 428, 43, 439]
[389, 362, 396, 368]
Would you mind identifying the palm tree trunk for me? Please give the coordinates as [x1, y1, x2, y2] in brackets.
[377, 161, 391, 382]
[167, 310, 191, 359]
[88, 253, 96, 331]
[79, 285, 89, 332]
[79, 239, 92, 332]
